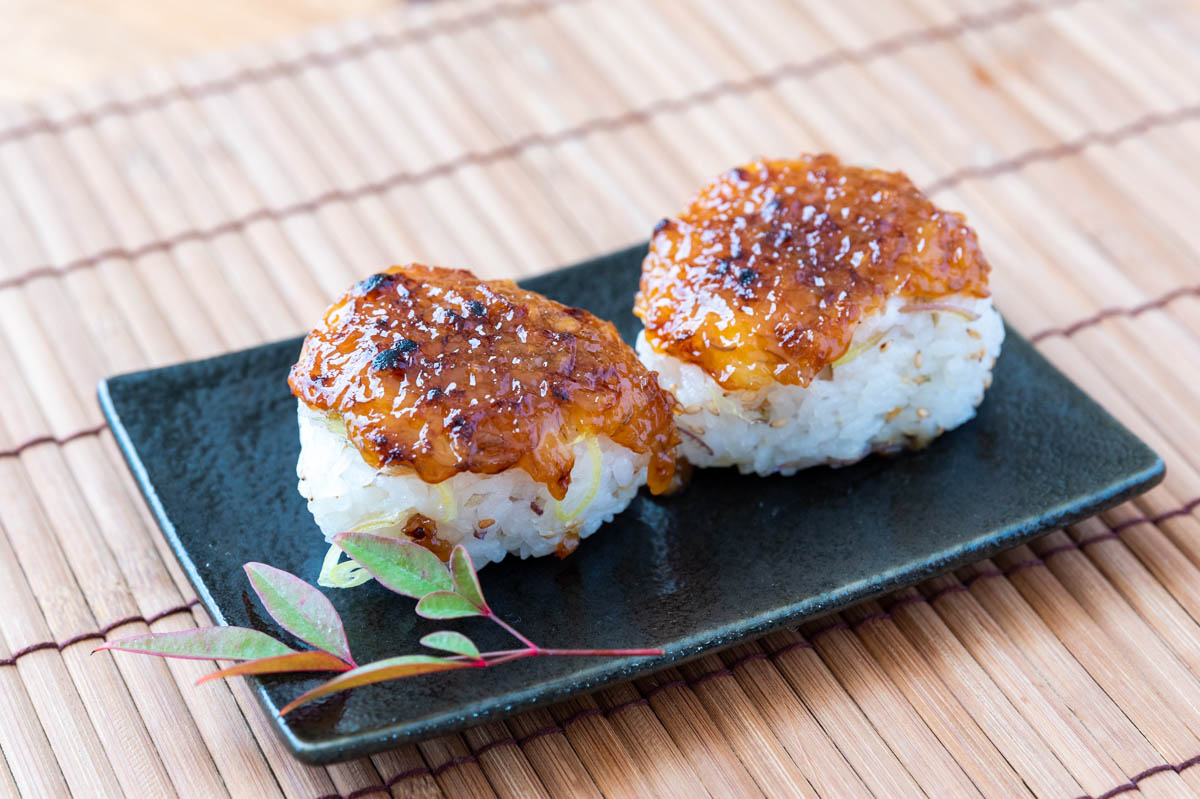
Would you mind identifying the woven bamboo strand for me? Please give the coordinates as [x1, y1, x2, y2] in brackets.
[714, 642, 873, 798]
[590, 684, 714, 799]
[0, 445, 68, 799]
[962, 556, 1200, 794]
[0, 1, 1176, 304]
[502, 710, 604, 798]
[921, 574, 1169, 796]
[0, 508, 125, 797]
[6, 109, 236, 798]
[1, 1, 1199, 797]
[46, 63, 345, 796]
[391, 23, 598, 265]
[0, 199, 177, 799]
[416, 736, 498, 799]
[459, 722, 552, 799]
[881, 588, 1098, 797]
[21, 79, 321, 791]
[760, 629, 927, 796]
[546, 697, 658, 798]
[674, 655, 821, 797]
[841, 600, 1051, 797]
[0, 195, 282, 799]
[631, 670, 765, 798]
[0, 752, 19, 799]
[92, 72, 305, 343]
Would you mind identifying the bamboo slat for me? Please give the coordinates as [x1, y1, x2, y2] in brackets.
[2, 0, 1200, 796]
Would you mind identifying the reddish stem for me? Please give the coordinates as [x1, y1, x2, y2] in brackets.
[535, 648, 663, 657]
[486, 611, 540, 652]
[446, 647, 662, 666]
[481, 651, 531, 667]
[480, 611, 662, 660]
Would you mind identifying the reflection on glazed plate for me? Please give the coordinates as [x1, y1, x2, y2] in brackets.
[99, 244, 1162, 764]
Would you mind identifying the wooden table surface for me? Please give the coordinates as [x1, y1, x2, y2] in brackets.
[0, 0, 392, 101]
[2, 0, 1200, 796]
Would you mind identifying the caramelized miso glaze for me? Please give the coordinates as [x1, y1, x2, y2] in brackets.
[635, 155, 991, 391]
[289, 265, 678, 499]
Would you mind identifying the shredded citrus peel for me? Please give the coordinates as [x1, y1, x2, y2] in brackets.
[435, 482, 456, 523]
[900, 302, 980, 321]
[556, 436, 603, 522]
[832, 328, 891, 369]
[319, 543, 373, 588]
[345, 511, 402, 533]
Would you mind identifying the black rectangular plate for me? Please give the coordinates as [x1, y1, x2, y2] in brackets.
[99, 244, 1163, 764]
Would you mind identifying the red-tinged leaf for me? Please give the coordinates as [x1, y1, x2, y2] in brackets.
[196, 651, 353, 685]
[278, 655, 472, 715]
[449, 546, 487, 612]
[96, 627, 294, 661]
[244, 562, 353, 664]
[333, 533, 453, 599]
[415, 591, 483, 619]
[419, 631, 480, 659]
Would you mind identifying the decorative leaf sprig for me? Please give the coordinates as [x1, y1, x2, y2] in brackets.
[97, 536, 663, 715]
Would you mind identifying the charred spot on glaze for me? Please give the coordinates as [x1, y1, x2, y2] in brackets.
[355, 273, 392, 294]
[447, 415, 475, 439]
[467, 300, 486, 317]
[425, 387, 444, 401]
[372, 338, 419, 370]
[738, 268, 757, 286]
[552, 385, 570, 401]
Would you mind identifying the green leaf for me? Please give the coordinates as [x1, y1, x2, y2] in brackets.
[278, 655, 473, 715]
[196, 651, 353, 685]
[419, 631, 481, 659]
[244, 562, 354, 664]
[96, 627, 294, 661]
[333, 533, 453, 599]
[449, 546, 488, 612]
[415, 591, 484, 619]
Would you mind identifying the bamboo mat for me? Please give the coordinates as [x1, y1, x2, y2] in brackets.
[1, 0, 1199, 795]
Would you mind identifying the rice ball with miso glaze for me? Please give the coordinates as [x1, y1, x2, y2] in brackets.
[634, 155, 1004, 475]
[288, 264, 678, 584]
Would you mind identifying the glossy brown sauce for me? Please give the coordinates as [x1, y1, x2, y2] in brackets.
[400, 514, 452, 561]
[289, 264, 678, 499]
[635, 155, 991, 391]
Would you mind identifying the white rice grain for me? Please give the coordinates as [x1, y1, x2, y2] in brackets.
[636, 293, 1004, 475]
[296, 402, 649, 568]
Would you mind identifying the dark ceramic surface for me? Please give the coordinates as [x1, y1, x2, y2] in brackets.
[99, 244, 1163, 764]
